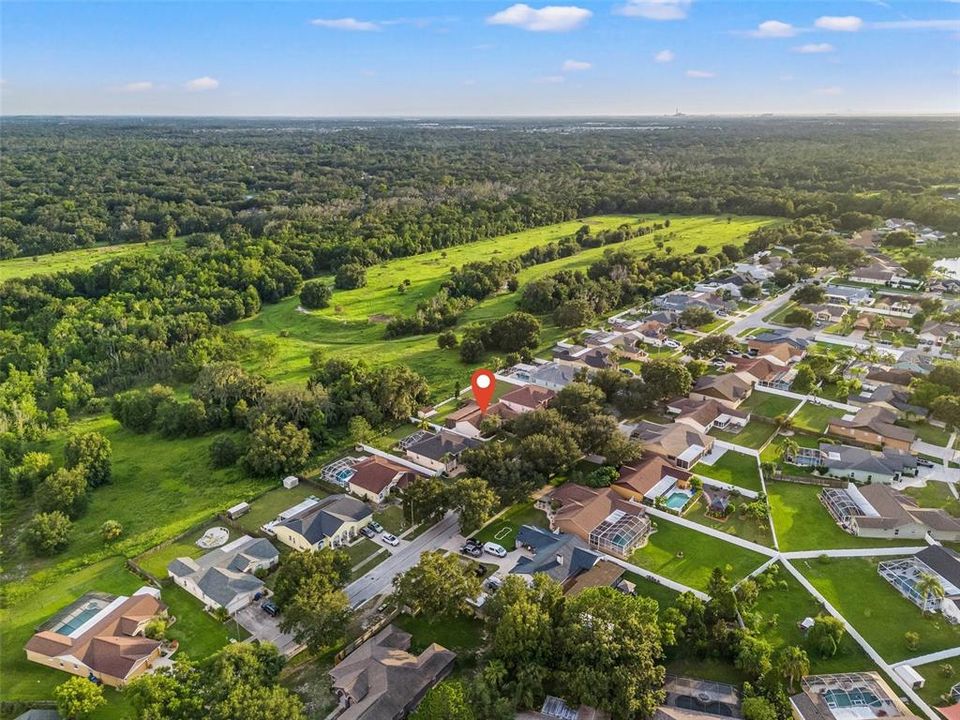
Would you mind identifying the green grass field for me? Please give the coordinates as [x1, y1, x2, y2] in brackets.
[903, 481, 960, 517]
[163, 584, 248, 660]
[767, 481, 925, 552]
[797, 555, 960, 662]
[342, 537, 380, 567]
[629, 520, 768, 592]
[232, 214, 777, 395]
[740, 391, 800, 419]
[682, 495, 773, 546]
[710, 421, 777, 451]
[898, 420, 952, 447]
[474, 501, 549, 547]
[793, 403, 845, 434]
[693, 450, 763, 492]
[235, 482, 328, 536]
[752, 563, 872, 674]
[0, 239, 187, 282]
[135, 523, 239, 578]
[913, 660, 960, 706]
[620, 571, 680, 614]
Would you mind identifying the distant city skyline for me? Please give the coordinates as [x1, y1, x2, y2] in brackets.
[2, 1, 958, 116]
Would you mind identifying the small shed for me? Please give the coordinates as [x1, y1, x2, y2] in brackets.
[799, 617, 815, 632]
[283, 475, 299, 489]
[226, 502, 250, 520]
[895, 664, 925, 689]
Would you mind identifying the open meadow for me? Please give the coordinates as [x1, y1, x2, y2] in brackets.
[0, 238, 187, 282]
[232, 214, 778, 396]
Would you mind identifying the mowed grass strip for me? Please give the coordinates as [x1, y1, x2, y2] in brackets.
[792, 403, 845, 434]
[710, 422, 776, 451]
[629, 520, 768, 592]
[232, 214, 778, 392]
[767, 481, 925, 552]
[474, 501, 549, 547]
[0, 238, 187, 283]
[903, 481, 960, 517]
[797, 555, 960, 662]
[681, 496, 773, 547]
[740, 391, 800, 419]
[693, 450, 763, 491]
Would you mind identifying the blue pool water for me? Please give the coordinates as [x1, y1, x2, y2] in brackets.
[665, 491, 691, 511]
[54, 606, 100, 635]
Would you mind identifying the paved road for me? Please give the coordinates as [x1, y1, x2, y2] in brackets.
[345, 513, 461, 607]
[724, 287, 797, 337]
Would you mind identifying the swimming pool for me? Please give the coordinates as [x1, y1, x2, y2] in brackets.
[823, 689, 880, 709]
[53, 605, 101, 635]
[665, 491, 692, 511]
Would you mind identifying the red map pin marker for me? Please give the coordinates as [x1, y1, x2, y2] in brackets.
[470, 369, 496, 413]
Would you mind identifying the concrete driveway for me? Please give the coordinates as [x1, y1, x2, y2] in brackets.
[234, 603, 302, 657]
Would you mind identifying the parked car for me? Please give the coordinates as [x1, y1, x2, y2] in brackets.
[711, 359, 727, 368]
[461, 544, 483, 557]
[917, 458, 935, 468]
[261, 600, 279, 617]
[663, 339, 681, 349]
[486, 576, 504, 592]
[483, 542, 507, 558]
[368, 521, 384, 534]
[360, 526, 376, 539]
[382, 533, 400, 546]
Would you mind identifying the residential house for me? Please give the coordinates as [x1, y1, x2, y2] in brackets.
[167, 535, 278, 615]
[499, 384, 556, 414]
[510, 361, 578, 391]
[533, 697, 612, 720]
[443, 384, 553, 437]
[733, 356, 795, 390]
[853, 314, 910, 333]
[821, 483, 960, 542]
[919, 321, 960, 346]
[654, 291, 734, 314]
[827, 406, 915, 451]
[848, 384, 928, 419]
[790, 673, 921, 720]
[747, 330, 809, 365]
[329, 625, 455, 720]
[804, 303, 847, 325]
[695, 279, 744, 299]
[666, 397, 750, 434]
[403, 429, 480, 477]
[885, 218, 917, 231]
[850, 259, 902, 285]
[630, 421, 715, 468]
[823, 285, 874, 305]
[272, 494, 372, 551]
[349, 455, 422, 503]
[552, 343, 618, 370]
[817, 443, 917, 485]
[689, 372, 754, 407]
[733, 259, 775, 282]
[864, 366, 916, 388]
[25, 587, 165, 687]
[537, 484, 651, 557]
[850, 230, 880, 252]
[656, 676, 742, 720]
[878, 546, 960, 624]
[612, 455, 693, 504]
[511, 525, 606, 587]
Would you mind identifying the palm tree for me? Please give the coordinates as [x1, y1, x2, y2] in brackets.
[916, 573, 945, 615]
[775, 413, 795, 432]
[780, 439, 800, 464]
[778, 646, 810, 692]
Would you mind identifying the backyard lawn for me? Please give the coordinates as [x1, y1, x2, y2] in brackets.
[767, 481, 925, 552]
[629, 520, 768, 592]
[620, 571, 680, 614]
[136, 523, 238, 578]
[394, 612, 484, 670]
[373, 504, 413, 535]
[903, 481, 960, 517]
[236, 482, 328, 535]
[711, 421, 777, 450]
[751, 564, 872, 674]
[740, 391, 800, 419]
[693, 450, 763, 492]
[792, 403, 845, 434]
[898, 420, 952, 447]
[913, 660, 960, 706]
[163, 584, 247, 660]
[682, 496, 773, 547]
[797, 555, 960, 662]
[474, 501, 549, 547]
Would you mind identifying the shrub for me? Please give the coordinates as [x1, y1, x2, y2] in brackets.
[24, 511, 72, 555]
[209, 434, 242, 468]
[300, 279, 333, 309]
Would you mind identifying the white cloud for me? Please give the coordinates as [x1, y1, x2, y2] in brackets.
[654, 49, 675, 63]
[685, 69, 715, 78]
[118, 81, 154, 92]
[184, 76, 219, 92]
[793, 43, 835, 53]
[535, 75, 567, 83]
[815, 16, 863, 32]
[815, 85, 843, 95]
[616, 0, 691, 20]
[562, 59, 592, 71]
[310, 17, 381, 31]
[487, 4, 592, 32]
[750, 20, 797, 38]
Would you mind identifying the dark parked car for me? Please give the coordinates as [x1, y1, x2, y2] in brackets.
[261, 600, 279, 617]
[360, 526, 376, 539]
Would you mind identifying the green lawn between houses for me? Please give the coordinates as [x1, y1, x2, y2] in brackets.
[897, 419, 952, 447]
[628, 520, 768, 593]
[710, 421, 777, 450]
[681, 496, 773, 547]
[739, 391, 800, 419]
[232, 213, 778, 394]
[474, 501, 550, 548]
[797, 555, 960, 663]
[903, 481, 960, 517]
[693, 450, 763, 492]
[913, 660, 960, 706]
[767, 481, 926, 552]
[0, 238, 187, 282]
[792, 403, 845, 434]
[394, 612, 485, 674]
[235, 482, 329, 536]
[135, 523, 239, 578]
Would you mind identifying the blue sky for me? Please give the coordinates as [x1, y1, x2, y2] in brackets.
[2, 1, 958, 115]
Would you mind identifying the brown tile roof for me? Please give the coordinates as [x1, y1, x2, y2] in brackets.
[671, 398, 749, 428]
[547, 484, 647, 541]
[692, 372, 752, 402]
[829, 405, 915, 443]
[732, 356, 780, 381]
[632, 422, 714, 459]
[26, 591, 164, 681]
[563, 560, 625, 597]
[499, 384, 556, 409]
[350, 456, 419, 494]
[616, 455, 692, 497]
[443, 401, 517, 430]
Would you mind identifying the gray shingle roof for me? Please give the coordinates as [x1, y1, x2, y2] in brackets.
[277, 494, 372, 545]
